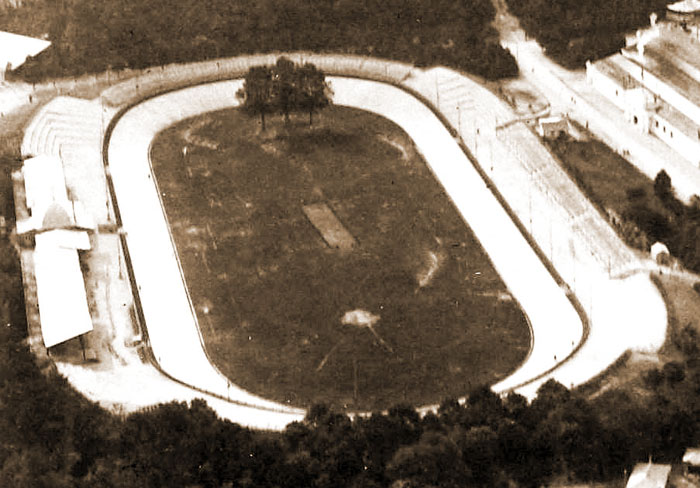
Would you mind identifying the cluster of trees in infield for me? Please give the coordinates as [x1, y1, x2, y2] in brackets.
[237, 58, 332, 130]
[3, 0, 518, 82]
[506, 0, 669, 67]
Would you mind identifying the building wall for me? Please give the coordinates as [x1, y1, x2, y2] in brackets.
[617, 53, 700, 126]
[587, 63, 628, 112]
[650, 112, 700, 168]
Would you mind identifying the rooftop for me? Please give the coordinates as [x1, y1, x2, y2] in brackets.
[626, 462, 671, 488]
[592, 56, 642, 89]
[684, 447, 700, 466]
[668, 0, 700, 14]
[622, 44, 700, 110]
[34, 231, 93, 348]
[0, 31, 50, 71]
[654, 97, 700, 140]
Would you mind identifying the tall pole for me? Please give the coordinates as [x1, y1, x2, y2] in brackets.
[435, 72, 440, 110]
[457, 105, 461, 135]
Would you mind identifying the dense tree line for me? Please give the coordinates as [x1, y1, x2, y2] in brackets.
[506, 0, 669, 67]
[1, 157, 699, 485]
[611, 170, 700, 273]
[3, 0, 518, 82]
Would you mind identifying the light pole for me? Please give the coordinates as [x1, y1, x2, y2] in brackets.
[456, 104, 462, 135]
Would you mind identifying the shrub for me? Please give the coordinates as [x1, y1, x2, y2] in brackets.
[626, 186, 647, 201]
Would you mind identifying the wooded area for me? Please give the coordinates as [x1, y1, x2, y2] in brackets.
[0, 162, 698, 486]
[506, 0, 669, 67]
[3, 0, 518, 81]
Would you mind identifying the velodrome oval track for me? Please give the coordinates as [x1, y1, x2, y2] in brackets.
[106, 77, 583, 422]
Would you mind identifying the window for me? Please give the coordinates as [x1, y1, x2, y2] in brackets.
[670, 131, 673, 138]
[656, 120, 659, 128]
[633, 115, 638, 124]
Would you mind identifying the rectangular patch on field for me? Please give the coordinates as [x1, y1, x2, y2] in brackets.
[302, 202, 356, 250]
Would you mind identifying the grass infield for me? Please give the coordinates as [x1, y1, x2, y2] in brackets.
[149, 106, 530, 411]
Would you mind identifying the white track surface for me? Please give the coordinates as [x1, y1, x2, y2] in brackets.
[25, 59, 663, 429]
[107, 77, 582, 420]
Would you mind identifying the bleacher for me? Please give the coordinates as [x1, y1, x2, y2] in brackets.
[498, 122, 640, 276]
[21, 96, 112, 225]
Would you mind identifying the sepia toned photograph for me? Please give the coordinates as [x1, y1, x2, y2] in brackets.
[1, 0, 699, 486]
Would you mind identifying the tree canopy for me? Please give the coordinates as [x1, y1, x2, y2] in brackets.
[236, 58, 332, 129]
[4, 0, 518, 81]
[506, 0, 669, 67]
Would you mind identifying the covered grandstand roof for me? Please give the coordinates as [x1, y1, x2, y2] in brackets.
[42, 202, 72, 229]
[0, 31, 50, 71]
[18, 155, 93, 347]
[33, 231, 92, 348]
[19, 155, 79, 233]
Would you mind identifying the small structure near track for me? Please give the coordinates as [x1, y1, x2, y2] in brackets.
[650, 241, 671, 265]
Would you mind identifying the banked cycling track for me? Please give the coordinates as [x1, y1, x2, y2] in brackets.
[97, 57, 665, 430]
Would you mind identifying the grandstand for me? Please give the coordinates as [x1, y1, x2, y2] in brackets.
[21, 97, 114, 225]
[13, 155, 93, 348]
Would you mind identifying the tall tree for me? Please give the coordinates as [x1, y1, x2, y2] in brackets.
[272, 56, 297, 124]
[297, 62, 332, 126]
[237, 65, 274, 131]
[654, 169, 672, 202]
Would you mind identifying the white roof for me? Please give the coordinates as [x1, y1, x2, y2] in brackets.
[72, 200, 96, 230]
[20, 155, 77, 233]
[651, 241, 670, 255]
[626, 463, 671, 488]
[37, 229, 91, 250]
[33, 232, 92, 347]
[668, 0, 700, 13]
[0, 31, 50, 70]
[684, 447, 700, 465]
[22, 155, 69, 214]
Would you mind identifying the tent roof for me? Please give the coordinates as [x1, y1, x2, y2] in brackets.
[0, 31, 50, 70]
[34, 232, 92, 347]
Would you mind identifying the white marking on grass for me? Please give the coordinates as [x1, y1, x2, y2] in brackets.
[342, 310, 393, 353]
[417, 250, 443, 288]
[378, 134, 410, 160]
[316, 339, 345, 372]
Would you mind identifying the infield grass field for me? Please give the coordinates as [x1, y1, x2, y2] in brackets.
[149, 106, 530, 411]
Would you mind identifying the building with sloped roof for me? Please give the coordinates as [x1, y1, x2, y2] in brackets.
[683, 447, 700, 474]
[587, 16, 700, 169]
[626, 462, 671, 488]
[13, 155, 94, 348]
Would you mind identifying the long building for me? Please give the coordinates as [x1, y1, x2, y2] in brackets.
[13, 155, 93, 348]
[586, 13, 700, 169]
